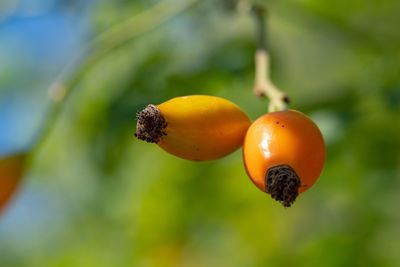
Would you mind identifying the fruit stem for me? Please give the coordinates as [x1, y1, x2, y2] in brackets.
[251, 4, 290, 112]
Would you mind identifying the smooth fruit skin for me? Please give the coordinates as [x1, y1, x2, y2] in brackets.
[157, 95, 251, 161]
[0, 153, 26, 213]
[243, 110, 326, 193]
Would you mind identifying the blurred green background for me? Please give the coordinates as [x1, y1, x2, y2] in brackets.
[1, 0, 400, 266]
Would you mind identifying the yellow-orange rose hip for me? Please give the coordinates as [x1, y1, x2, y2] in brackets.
[135, 95, 251, 161]
[242, 110, 326, 207]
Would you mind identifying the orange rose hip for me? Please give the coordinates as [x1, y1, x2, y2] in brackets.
[242, 110, 326, 207]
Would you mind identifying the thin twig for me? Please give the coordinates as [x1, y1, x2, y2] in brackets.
[31, 0, 198, 153]
[251, 4, 289, 112]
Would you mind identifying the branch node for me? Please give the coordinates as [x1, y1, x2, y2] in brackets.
[251, 6, 289, 112]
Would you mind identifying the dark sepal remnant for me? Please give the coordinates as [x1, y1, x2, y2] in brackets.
[265, 164, 301, 207]
[134, 104, 167, 143]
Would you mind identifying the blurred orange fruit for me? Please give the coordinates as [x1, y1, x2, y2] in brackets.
[0, 153, 27, 212]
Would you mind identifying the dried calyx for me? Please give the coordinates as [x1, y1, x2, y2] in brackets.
[135, 104, 167, 143]
[265, 164, 301, 207]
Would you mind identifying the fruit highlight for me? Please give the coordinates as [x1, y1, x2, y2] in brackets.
[135, 95, 251, 161]
[242, 110, 326, 207]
